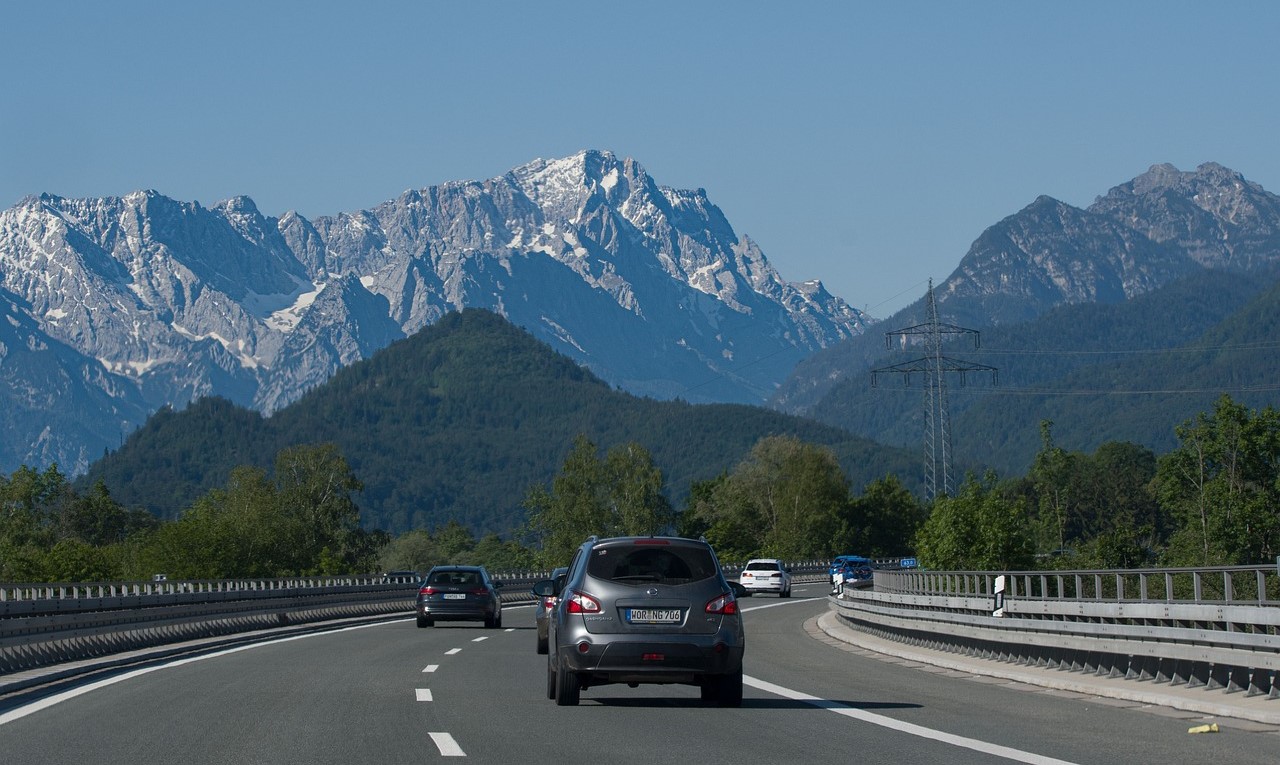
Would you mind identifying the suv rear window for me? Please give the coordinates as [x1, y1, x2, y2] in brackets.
[587, 541, 718, 585]
[745, 561, 780, 571]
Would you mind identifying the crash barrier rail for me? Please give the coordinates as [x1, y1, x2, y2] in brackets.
[0, 561, 831, 682]
[831, 563, 1280, 700]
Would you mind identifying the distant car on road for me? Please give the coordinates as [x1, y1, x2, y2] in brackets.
[416, 565, 503, 628]
[534, 566, 570, 654]
[830, 555, 873, 593]
[738, 558, 792, 597]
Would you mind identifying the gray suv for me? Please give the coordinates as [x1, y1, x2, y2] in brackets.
[532, 535, 745, 707]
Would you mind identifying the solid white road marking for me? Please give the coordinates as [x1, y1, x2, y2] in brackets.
[743, 676, 1080, 765]
[429, 732, 466, 757]
[445, 648, 462, 655]
[415, 688, 433, 702]
[423, 665, 439, 673]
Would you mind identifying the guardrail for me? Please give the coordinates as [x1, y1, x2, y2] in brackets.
[831, 563, 1280, 701]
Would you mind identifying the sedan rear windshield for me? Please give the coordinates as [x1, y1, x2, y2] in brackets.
[429, 570, 482, 585]
[587, 543, 719, 585]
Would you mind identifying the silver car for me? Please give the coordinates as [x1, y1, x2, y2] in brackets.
[534, 536, 745, 707]
[534, 566, 569, 654]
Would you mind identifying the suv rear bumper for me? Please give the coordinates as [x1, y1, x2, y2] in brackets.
[558, 633, 744, 680]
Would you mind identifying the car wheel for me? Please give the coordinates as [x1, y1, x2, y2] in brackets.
[494, 612, 503, 629]
[536, 634, 549, 655]
[546, 654, 558, 700]
[714, 668, 743, 708]
[484, 615, 496, 628]
[555, 658, 580, 706]
[699, 679, 717, 703]
[781, 588, 791, 598]
[416, 616, 433, 628]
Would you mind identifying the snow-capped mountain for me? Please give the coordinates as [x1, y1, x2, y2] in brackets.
[0, 150, 865, 473]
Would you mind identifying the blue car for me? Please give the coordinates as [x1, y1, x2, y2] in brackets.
[830, 555, 873, 592]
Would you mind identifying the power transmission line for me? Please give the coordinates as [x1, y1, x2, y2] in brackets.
[871, 280, 997, 501]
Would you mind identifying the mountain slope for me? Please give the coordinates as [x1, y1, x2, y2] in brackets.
[81, 310, 916, 535]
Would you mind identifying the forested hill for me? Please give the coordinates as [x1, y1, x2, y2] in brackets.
[80, 309, 918, 535]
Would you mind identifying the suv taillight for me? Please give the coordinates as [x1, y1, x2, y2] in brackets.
[565, 590, 601, 614]
[705, 592, 738, 615]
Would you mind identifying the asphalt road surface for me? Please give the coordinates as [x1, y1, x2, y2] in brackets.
[3, 582, 1276, 764]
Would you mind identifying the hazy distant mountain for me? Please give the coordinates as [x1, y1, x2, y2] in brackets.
[774, 162, 1280, 415]
[0, 150, 864, 474]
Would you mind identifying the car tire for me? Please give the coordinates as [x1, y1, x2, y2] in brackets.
[495, 612, 503, 629]
[536, 634, 549, 655]
[484, 615, 496, 628]
[555, 658, 581, 706]
[699, 679, 717, 703]
[416, 616, 433, 628]
[781, 588, 791, 598]
[546, 654, 557, 700]
[714, 668, 743, 707]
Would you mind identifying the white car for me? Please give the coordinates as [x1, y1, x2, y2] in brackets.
[738, 558, 792, 597]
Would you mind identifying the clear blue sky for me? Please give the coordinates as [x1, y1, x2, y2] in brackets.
[4, 1, 1279, 317]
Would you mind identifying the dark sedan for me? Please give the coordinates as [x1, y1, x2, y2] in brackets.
[416, 565, 503, 628]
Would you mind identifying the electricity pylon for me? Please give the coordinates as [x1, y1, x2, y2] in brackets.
[871, 280, 997, 501]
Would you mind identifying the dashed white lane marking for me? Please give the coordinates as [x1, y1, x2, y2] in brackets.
[471, 636, 489, 643]
[423, 665, 439, 673]
[743, 676, 1080, 765]
[429, 732, 466, 757]
[415, 688, 433, 702]
[505, 628, 516, 633]
[445, 648, 462, 655]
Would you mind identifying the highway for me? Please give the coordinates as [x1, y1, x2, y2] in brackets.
[2, 582, 1276, 764]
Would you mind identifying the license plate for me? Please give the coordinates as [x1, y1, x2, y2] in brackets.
[443, 593, 466, 600]
[627, 608, 681, 624]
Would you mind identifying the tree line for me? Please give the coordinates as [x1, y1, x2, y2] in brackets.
[3, 394, 1277, 582]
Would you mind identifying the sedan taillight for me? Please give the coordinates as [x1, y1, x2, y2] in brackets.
[564, 590, 601, 614]
[418, 586, 436, 596]
[705, 592, 738, 615]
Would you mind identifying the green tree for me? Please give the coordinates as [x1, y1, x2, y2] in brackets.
[378, 529, 439, 574]
[682, 436, 850, 560]
[524, 435, 673, 566]
[915, 472, 1034, 570]
[1155, 395, 1280, 565]
[274, 443, 368, 573]
[1026, 420, 1076, 554]
[848, 475, 926, 557]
